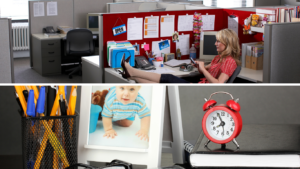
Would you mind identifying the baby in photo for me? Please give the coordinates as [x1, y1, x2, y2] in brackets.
[102, 86, 151, 141]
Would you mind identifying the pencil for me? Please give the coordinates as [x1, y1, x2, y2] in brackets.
[14, 86, 27, 117]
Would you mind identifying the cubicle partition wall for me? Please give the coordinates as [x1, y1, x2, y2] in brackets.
[107, 2, 145, 13]
[74, 0, 113, 28]
[263, 22, 300, 83]
[0, 18, 14, 83]
[100, 8, 263, 68]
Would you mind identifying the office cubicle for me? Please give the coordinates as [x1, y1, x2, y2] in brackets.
[0, 18, 15, 83]
[28, 0, 113, 67]
[263, 22, 300, 83]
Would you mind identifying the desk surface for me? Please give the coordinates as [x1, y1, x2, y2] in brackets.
[32, 33, 98, 40]
[82, 55, 100, 67]
[238, 67, 263, 83]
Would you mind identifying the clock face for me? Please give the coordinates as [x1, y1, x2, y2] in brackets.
[205, 110, 235, 140]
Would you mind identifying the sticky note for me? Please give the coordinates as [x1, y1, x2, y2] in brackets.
[145, 18, 148, 23]
[144, 44, 149, 50]
[145, 31, 148, 36]
[161, 18, 164, 22]
[145, 25, 148, 29]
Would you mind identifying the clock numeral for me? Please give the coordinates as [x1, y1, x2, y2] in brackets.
[232, 122, 235, 126]
[221, 112, 225, 116]
[227, 113, 229, 117]
[221, 132, 224, 136]
[230, 128, 233, 132]
[213, 117, 217, 121]
[230, 117, 233, 121]
[211, 121, 214, 125]
[213, 127, 216, 131]
[226, 131, 229, 135]
[216, 130, 219, 134]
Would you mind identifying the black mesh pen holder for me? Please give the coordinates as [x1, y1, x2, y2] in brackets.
[22, 115, 78, 169]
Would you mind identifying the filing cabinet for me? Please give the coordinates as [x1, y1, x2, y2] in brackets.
[32, 35, 62, 76]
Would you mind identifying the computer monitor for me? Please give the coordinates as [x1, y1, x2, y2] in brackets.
[87, 13, 100, 32]
[200, 31, 218, 62]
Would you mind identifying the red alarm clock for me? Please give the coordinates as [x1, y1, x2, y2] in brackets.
[202, 91, 242, 149]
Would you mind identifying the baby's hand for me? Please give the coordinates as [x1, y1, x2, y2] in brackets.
[103, 129, 117, 139]
[136, 129, 149, 142]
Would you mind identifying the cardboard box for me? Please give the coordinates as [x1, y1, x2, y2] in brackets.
[245, 55, 252, 68]
[251, 55, 263, 70]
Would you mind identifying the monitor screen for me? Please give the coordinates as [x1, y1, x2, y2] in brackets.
[200, 31, 218, 62]
[89, 16, 99, 29]
[203, 35, 218, 56]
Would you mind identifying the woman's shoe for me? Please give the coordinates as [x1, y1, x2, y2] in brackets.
[120, 54, 131, 79]
[125, 55, 131, 63]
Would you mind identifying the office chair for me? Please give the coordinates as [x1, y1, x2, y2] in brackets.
[226, 66, 241, 83]
[65, 29, 94, 79]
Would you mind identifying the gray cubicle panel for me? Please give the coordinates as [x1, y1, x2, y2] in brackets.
[263, 22, 300, 83]
[29, 0, 74, 67]
[74, 0, 113, 28]
[281, 0, 300, 5]
[178, 86, 300, 139]
[107, 2, 143, 13]
[0, 18, 14, 83]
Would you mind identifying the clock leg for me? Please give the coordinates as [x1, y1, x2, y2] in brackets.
[221, 144, 226, 149]
[232, 138, 240, 149]
[204, 139, 211, 147]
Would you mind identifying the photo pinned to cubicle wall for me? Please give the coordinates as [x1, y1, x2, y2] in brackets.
[133, 44, 140, 55]
[89, 86, 152, 149]
[172, 32, 179, 43]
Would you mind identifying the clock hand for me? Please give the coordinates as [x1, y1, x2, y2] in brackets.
[217, 113, 223, 122]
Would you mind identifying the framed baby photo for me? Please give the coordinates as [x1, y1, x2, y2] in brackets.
[133, 44, 140, 55]
[78, 85, 166, 168]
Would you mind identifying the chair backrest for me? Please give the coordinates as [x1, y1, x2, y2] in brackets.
[66, 29, 94, 57]
[226, 66, 241, 83]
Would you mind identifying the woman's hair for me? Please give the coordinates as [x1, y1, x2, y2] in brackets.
[216, 29, 241, 66]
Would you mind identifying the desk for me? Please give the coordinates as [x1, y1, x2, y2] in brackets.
[31, 33, 98, 76]
[104, 66, 199, 83]
[238, 67, 263, 83]
[82, 55, 102, 83]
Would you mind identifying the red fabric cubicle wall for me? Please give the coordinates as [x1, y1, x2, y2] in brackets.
[102, 9, 263, 68]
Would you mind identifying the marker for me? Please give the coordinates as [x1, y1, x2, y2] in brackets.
[36, 87, 45, 116]
[27, 90, 35, 117]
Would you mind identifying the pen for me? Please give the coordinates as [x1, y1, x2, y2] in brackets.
[23, 90, 29, 102]
[59, 94, 67, 116]
[31, 86, 40, 101]
[27, 90, 35, 117]
[47, 86, 57, 117]
[36, 87, 45, 117]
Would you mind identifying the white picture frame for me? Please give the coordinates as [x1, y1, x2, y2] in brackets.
[78, 85, 166, 168]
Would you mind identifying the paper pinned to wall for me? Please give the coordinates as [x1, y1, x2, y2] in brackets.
[152, 40, 170, 57]
[160, 15, 175, 37]
[176, 34, 190, 55]
[228, 16, 239, 35]
[202, 15, 215, 30]
[33, 2, 45, 17]
[178, 15, 193, 32]
[47, 2, 57, 16]
[127, 18, 143, 40]
[144, 16, 159, 38]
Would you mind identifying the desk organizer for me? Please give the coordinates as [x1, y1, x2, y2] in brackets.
[22, 115, 78, 169]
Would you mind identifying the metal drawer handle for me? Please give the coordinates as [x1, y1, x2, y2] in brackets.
[48, 43, 54, 46]
[48, 60, 55, 62]
[48, 52, 55, 54]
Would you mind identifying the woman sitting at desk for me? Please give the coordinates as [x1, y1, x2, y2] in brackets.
[120, 28, 240, 83]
